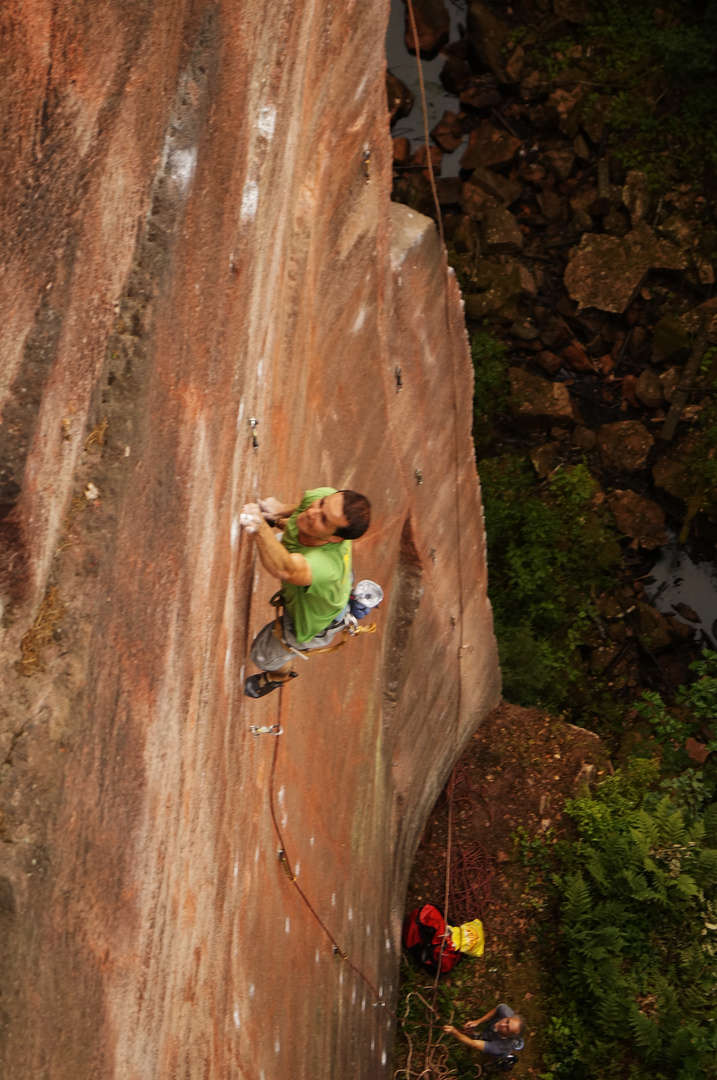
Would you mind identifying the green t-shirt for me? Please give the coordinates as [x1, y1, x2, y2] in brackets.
[281, 487, 352, 643]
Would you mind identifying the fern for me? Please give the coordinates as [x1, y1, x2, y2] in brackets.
[629, 1006, 661, 1059]
[704, 802, 717, 847]
[562, 872, 592, 923]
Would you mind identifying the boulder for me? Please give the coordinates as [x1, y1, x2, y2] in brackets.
[404, 0, 450, 56]
[461, 120, 522, 172]
[571, 208, 595, 234]
[544, 147, 575, 181]
[460, 181, 501, 222]
[652, 314, 691, 363]
[547, 87, 585, 137]
[561, 341, 593, 372]
[573, 133, 591, 160]
[572, 425, 596, 451]
[452, 215, 479, 255]
[537, 189, 565, 222]
[468, 166, 522, 206]
[463, 259, 524, 320]
[596, 421, 654, 472]
[622, 169, 651, 227]
[459, 74, 502, 111]
[564, 223, 690, 313]
[510, 319, 540, 341]
[635, 369, 664, 409]
[440, 55, 473, 95]
[581, 95, 610, 144]
[636, 601, 673, 651]
[481, 207, 524, 253]
[606, 490, 668, 549]
[387, 72, 415, 124]
[674, 602, 700, 623]
[393, 136, 412, 165]
[652, 437, 697, 503]
[410, 144, 443, 177]
[436, 176, 463, 205]
[508, 368, 576, 427]
[659, 366, 681, 402]
[520, 70, 550, 101]
[467, 1, 512, 82]
[505, 44, 526, 82]
[603, 208, 630, 237]
[431, 111, 463, 153]
[679, 296, 717, 343]
[537, 351, 562, 375]
[530, 442, 561, 478]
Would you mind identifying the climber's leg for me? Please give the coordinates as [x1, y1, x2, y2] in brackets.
[244, 668, 298, 698]
[245, 620, 300, 697]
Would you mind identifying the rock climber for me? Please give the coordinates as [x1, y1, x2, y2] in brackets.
[240, 487, 372, 698]
[443, 1003, 525, 1065]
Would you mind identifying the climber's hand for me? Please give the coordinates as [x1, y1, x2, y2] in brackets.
[240, 503, 264, 535]
[257, 497, 283, 520]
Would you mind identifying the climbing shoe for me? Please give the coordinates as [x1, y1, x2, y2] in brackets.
[244, 671, 298, 699]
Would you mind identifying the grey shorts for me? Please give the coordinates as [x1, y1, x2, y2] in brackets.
[249, 607, 350, 672]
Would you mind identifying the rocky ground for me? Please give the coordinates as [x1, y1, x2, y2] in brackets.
[390, 0, 717, 719]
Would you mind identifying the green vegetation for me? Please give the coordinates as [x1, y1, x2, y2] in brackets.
[538, 782, 717, 1079]
[510, 669, 717, 1080]
[533, 0, 717, 187]
[471, 330, 510, 457]
[478, 452, 620, 710]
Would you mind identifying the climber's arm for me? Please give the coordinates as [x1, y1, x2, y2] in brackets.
[466, 1007, 497, 1029]
[443, 1026, 485, 1051]
[241, 504, 312, 586]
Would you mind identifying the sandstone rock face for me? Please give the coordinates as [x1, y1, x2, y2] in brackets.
[0, 5, 500, 1079]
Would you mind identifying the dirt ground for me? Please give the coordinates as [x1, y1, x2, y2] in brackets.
[397, 700, 612, 1078]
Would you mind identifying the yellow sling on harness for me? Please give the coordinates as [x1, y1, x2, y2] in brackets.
[270, 592, 376, 657]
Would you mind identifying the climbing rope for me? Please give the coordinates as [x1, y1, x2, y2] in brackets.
[394, 993, 457, 1080]
[402, 0, 477, 1067]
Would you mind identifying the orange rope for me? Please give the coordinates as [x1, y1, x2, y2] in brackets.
[405, 0, 469, 1064]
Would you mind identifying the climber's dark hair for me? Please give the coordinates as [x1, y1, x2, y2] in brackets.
[335, 490, 371, 540]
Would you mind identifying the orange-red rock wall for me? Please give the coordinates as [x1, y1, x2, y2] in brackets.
[0, 2, 500, 1077]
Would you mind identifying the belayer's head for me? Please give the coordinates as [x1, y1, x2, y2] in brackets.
[296, 490, 371, 544]
[495, 1014, 525, 1039]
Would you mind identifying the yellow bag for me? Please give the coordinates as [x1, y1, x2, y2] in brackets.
[449, 918, 485, 957]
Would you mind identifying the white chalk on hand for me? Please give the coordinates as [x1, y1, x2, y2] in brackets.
[240, 512, 261, 534]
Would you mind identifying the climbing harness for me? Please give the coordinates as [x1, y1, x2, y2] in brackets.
[269, 590, 378, 661]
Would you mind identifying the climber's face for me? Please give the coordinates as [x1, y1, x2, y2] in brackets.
[495, 1017, 522, 1038]
[296, 492, 348, 544]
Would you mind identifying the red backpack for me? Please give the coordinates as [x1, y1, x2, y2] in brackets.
[402, 904, 460, 976]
